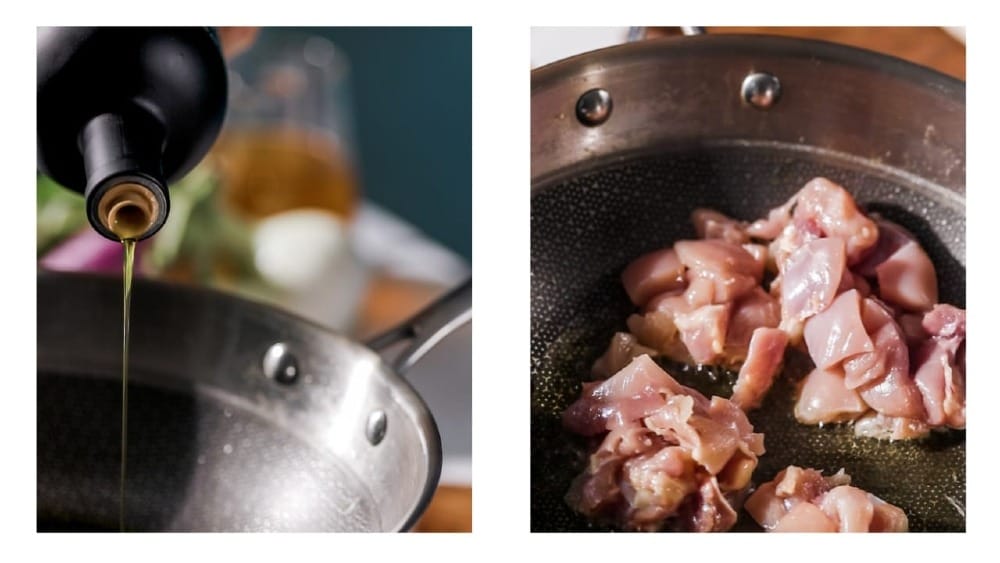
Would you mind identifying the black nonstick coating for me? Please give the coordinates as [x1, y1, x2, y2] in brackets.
[37, 373, 378, 532]
[530, 144, 966, 532]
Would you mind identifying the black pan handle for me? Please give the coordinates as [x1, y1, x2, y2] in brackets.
[365, 278, 472, 376]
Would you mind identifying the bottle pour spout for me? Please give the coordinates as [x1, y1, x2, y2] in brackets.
[80, 109, 170, 241]
[96, 183, 161, 241]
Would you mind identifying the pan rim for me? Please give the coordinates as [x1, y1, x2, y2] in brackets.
[531, 34, 965, 95]
[530, 34, 966, 196]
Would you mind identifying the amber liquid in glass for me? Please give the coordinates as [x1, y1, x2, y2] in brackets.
[211, 128, 359, 220]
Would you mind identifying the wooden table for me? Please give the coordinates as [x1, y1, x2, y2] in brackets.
[649, 26, 965, 79]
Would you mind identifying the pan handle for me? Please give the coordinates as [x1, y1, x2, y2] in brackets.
[627, 26, 706, 41]
[365, 278, 472, 376]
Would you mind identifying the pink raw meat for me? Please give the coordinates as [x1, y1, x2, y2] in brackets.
[621, 248, 686, 307]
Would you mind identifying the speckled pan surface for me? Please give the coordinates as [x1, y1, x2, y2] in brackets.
[530, 34, 965, 533]
[530, 147, 965, 532]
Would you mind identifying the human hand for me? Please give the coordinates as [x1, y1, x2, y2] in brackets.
[217, 27, 260, 59]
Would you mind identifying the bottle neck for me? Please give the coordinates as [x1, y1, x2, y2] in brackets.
[80, 108, 170, 241]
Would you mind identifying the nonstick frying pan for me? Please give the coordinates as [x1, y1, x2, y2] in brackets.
[37, 271, 471, 532]
[530, 35, 965, 532]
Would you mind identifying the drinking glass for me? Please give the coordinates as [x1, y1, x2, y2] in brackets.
[206, 29, 368, 329]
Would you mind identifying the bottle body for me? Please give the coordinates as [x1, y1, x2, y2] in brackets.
[37, 27, 228, 240]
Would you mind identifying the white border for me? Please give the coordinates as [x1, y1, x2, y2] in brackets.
[4, 1, 995, 560]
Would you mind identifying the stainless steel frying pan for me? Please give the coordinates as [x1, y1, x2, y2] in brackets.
[530, 35, 965, 531]
[37, 271, 470, 532]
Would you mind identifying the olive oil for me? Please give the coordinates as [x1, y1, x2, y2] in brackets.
[119, 239, 136, 532]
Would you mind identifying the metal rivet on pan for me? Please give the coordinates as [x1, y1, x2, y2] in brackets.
[741, 72, 781, 109]
[576, 88, 613, 126]
[262, 342, 299, 384]
[366, 410, 387, 446]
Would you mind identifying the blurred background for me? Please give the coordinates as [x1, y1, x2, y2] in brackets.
[37, 27, 471, 532]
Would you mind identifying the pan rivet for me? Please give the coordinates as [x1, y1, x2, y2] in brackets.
[576, 88, 613, 126]
[741, 72, 781, 109]
[366, 410, 388, 445]
[263, 342, 299, 384]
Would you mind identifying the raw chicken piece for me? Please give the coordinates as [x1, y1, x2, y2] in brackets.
[621, 248, 686, 307]
[912, 304, 966, 428]
[565, 451, 625, 516]
[768, 216, 823, 274]
[923, 303, 965, 340]
[609, 213, 785, 374]
[675, 239, 762, 302]
[724, 287, 781, 361]
[802, 289, 873, 370]
[746, 195, 795, 240]
[876, 242, 939, 312]
[681, 276, 717, 308]
[794, 366, 869, 425]
[853, 411, 930, 440]
[644, 289, 688, 316]
[592, 332, 660, 379]
[746, 465, 908, 532]
[731, 328, 788, 411]
[841, 298, 903, 389]
[744, 466, 847, 529]
[818, 485, 875, 532]
[601, 421, 662, 456]
[630, 281, 781, 369]
[817, 485, 908, 532]
[619, 446, 697, 528]
[643, 391, 765, 479]
[635, 282, 739, 366]
[854, 218, 939, 311]
[742, 243, 769, 273]
[837, 270, 872, 297]
[913, 341, 966, 428]
[857, 363, 926, 420]
[673, 304, 730, 365]
[563, 355, 764, 532]
[854, 218, 915, 277]
[779, 238, 846, 333]
[868, 493, 911, 532]
[790, 177, 879, 264]
[691, 208, 750, 245]
[626, 311, 689, 363]
[757, 177, 875, 276]
[675, 475, 739, 532]
[772, 502, 838, 532]
[852, 299, 925, 419]
[563, 354, 683, 436]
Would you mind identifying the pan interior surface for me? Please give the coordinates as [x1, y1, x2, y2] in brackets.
[38, 372, 380, 532]
[530, 146, 965, 532]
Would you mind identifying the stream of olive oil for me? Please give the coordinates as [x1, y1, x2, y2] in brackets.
[119, 239, 135, 532]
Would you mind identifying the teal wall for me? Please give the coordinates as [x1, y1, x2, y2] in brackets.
[300, 27, 472, 262]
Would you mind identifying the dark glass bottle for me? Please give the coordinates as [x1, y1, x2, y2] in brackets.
[37, 27, 227, 241]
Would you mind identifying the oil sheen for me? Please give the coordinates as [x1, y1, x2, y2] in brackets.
[119, 239, 136, 531]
